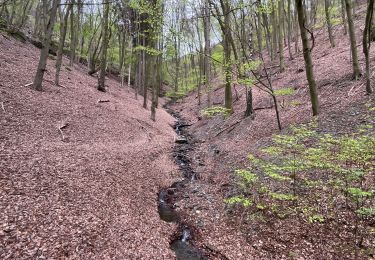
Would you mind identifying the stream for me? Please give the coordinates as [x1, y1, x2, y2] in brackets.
[157, 110, 205, 260]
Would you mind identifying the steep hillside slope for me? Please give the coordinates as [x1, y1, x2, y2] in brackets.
[169, 4, 375, 259]
[0, 34, 179, 259]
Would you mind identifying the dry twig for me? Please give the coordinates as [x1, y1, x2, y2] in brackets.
[98, 99, 110, 103]
[58, 128, 65, 141]
[58, 122, 69, 141]
[215, 120, 242, 137]
[1, 102, 5, 112]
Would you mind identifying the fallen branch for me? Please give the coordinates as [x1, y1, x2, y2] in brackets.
[202, 244, 229, 260]
[254, 105, 273, 111]
[215, 119, 242, 137]
[23, 82, 33, 87]
[58, 128, 65, 141]
[1, 102, 5, 112]
[98, 99, 110, 103]
[213, 85, 225, 92]
[59, 122, 69, 129]
[58, 122, 69, 141]
[43, 78, 55, 84]
[134, 118, 153, 142]
[348, 83, 364, 97]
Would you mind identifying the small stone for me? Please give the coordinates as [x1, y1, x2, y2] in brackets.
[175, 135, 188, 144]
[197, 220, 204, 227]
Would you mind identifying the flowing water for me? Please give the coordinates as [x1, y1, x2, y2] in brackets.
[157, 111, 205, 260]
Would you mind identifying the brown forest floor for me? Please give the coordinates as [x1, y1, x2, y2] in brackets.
[170, 3, 375, 260]
[0, 34, 182, 259]
[0, 3, 375, 260]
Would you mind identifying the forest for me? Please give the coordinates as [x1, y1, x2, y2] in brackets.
[0, 0, 374, 259]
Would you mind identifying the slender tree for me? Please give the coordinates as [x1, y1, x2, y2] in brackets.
[344, 0, 361, 79]
[203, 0, 212, 107]
[325, 0, 335, 47]
[279, 0, 285, 72]
[295, 0, 319, 116]
[69, 0, 76, 66]
[33, 0, 60, 91]
[55, 2, 72, 86]
[97, 1, 110, 92]
[363, 0, 374, 94]
[220, 0, 233, 112]
[287, 0, 293, 59]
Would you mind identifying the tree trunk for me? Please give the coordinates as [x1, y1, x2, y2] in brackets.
[33, 2, 41, 38]
[279, 0, 285, 72]
[55, 3, 71, 86]
[325, 0, 335, 47]
[33, 0, 60, 91]
[256, 12, 263, 53]
[69, 0, 76, 67]
[341, 0, 348, 35]
[151, 56, 157, 121]
[221, 0, 232, 112]
[262, 10, 272, 58]
[143, 37, 147, 109]
[271, 0, 277, 61]
[294, 7, 299, 53]
[245, 87, 254, 118]
[97, 1, 110, 92]
[295, 0, 319, 116]
[195, 16, 203, 106]
[287, 0, 293, 59]
[128, 39, 132, 87]
[204, 0, 211, 107]
[75, 0, 82, 63]
[344, 0, 361, 80]
[363, 0, 374, 94]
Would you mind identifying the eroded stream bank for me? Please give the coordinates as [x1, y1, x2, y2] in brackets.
[157, 109, 205, 260]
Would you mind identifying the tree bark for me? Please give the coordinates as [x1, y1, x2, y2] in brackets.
[341, 0, 348, 35]
[33, 0, 60, 91]
[221, 0, 232, 112]
[271, 0, 277, 61]
[204, 0, 211, 107]
[97, 1, 110, 92]
[344, 0, 361, 80]
[55, 3, 71, 86]
[279, 0, 285, 72]
[287, 0, 293, 59]
[69, 0, 76, 66]
[262, 10, 272, 58]
[295, 0, 319, 116]
[325, 0, 335, 47]
[363, 0, 374, 94]
[245, 87, 254, 118]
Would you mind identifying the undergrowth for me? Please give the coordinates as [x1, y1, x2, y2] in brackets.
[225, 105, 375, 257]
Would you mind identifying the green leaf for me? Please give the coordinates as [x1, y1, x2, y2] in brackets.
[274, 87, 295, 97]
[224, 196, 253, 207]
[356, 207, 375, 216]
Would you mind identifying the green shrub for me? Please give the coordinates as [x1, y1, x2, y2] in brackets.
[201, 106, 231, 118]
